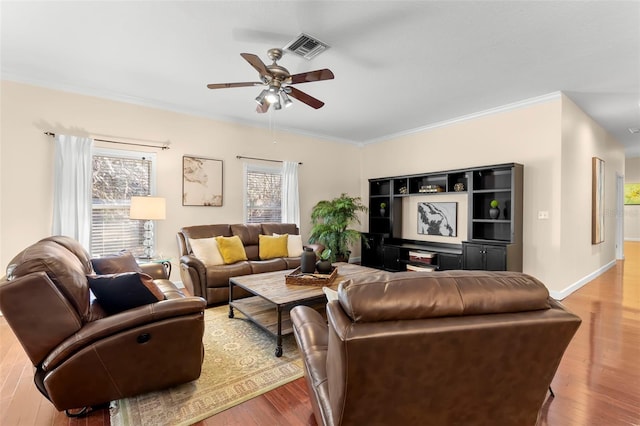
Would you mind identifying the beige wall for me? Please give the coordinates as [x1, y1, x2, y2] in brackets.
[559, 95, 625, 292]
[361, 95, 625, 296]
[625, 156, 640, 240]
[1, 81, 627, 297]
[0, 81, 361, 279]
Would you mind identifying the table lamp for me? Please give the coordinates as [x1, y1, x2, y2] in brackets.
[129, 196, 166, 259]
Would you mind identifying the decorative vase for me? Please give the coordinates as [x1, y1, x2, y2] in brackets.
[489, 208, 500, 219]
[380, 208, 386, 217]
[316, 260, 333, 274]
[301, 247, 316, 273]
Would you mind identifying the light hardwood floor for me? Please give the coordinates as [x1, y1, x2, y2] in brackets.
[1, 242, 638, 425]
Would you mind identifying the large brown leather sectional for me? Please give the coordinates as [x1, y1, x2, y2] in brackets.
[0, 236, 206, 413]
[292, 270, 581, 426]
[177, 223, 322, 305]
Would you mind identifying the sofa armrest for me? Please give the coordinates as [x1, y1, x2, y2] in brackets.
[179, 254, 207, 298]
[139, 262, 169, 280]
[42, 296, 206, 371]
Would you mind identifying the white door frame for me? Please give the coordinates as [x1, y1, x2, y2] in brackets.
[616, 173, 624, 260]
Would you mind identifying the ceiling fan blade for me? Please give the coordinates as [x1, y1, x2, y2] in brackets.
[207, 82, 262, 89]
[256, 102, 270, 113]
[289, 69, 335, 84]
[287, 87, 325, 109]
[240, 53, 270, 78]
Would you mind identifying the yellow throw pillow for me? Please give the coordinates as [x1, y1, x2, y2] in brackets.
[215, 236, 248, 264]
[259, 234, 289, 260]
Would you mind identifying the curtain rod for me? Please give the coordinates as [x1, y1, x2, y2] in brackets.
[236, 155, 302, 165]
[44, 132, 170, 150]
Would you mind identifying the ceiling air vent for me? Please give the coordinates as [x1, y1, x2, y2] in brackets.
[284, 33, 329, 60]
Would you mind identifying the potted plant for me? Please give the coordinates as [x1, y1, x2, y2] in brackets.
[379, 202, 387, 217]
[489, 199, 500, 219]
[316, 249, 333, 274]
[309, 193, 368, 263]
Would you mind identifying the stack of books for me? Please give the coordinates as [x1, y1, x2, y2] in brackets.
[407, 251, 436, 272]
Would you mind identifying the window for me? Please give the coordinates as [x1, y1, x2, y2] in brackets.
[244, 163, 281, 223]
[91, 148, 156, 257]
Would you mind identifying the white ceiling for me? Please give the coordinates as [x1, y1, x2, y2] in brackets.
[2, 1, 639, 156]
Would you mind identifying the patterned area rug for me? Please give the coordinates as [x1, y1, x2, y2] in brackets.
[110, 305, 303, 426]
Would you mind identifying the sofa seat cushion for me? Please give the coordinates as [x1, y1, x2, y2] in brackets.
[259, 234, 289, 260]
[284, 257, 302, 269]
[339, 270, 551, 322]
[205, 261, 252, 288]
[250, 258, 288, 274]
[215, 236, 248, 264]
[88, 272, 165, 314]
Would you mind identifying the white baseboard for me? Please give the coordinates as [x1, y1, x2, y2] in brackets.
[549, 259, 616, 300]
[349, 256, 361, 264]
[624, 237, 640, 241]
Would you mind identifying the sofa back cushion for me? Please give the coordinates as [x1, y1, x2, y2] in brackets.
[339, 270, 550, 322]
[7, 237, 92, 321]
[231, 223, 262, 246]
[261, 223, 299, 236]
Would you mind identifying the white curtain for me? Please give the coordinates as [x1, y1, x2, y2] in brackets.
[281, 161, 300, 227]
[52, 134, 93, 249]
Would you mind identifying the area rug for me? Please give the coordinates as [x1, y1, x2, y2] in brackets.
[110, 305, 303, 426]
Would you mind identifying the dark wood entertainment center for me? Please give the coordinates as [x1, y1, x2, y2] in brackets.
[362, 163, 523, 272]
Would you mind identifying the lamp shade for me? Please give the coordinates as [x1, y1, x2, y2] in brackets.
[129, 196, 166, 220]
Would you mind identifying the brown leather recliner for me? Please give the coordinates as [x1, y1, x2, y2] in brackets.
[291, 270, 582, 426]
[0, 236, 207, 414]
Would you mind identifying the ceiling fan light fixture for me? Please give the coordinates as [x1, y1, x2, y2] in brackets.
[265, 86, 280, 104]
[273, 97, 282, 110]
[255, 89, 268, 105]
[281, 91, 293, 108]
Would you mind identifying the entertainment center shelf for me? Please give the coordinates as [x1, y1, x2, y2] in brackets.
[363, 163, 523, 272]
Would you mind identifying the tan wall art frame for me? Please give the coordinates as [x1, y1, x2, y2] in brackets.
[592, 157, 605, 244]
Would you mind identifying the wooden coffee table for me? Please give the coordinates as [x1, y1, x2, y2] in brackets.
[228, 263, 377, 357]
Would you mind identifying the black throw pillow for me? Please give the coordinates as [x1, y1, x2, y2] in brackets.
[87, 272, 165, 314]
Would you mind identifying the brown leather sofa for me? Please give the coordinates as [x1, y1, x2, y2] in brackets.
[291, 270, 581, 426]
[177, 223, 323, 305]
[0, 236, 206, 414]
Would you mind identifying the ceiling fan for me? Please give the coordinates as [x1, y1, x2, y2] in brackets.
[207, 48, 334, 113]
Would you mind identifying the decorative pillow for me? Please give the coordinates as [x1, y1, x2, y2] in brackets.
[189, 237, 224, 266]
[323, 286, 339, 302]
[91, 251, 143, 274]
[274, 233, 304, 257]
[259, 234, 289, 260]
[87, 272, 165, 314]
[215, 236, 248, 264]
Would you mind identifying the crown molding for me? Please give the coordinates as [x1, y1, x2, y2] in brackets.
[362, 92, 563, 145]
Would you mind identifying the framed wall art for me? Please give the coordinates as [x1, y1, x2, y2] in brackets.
[591, 157, 604, 244]
[183, 155, 223, 206]
[624, 183, 640, 205]
[417, 202, 457, 237]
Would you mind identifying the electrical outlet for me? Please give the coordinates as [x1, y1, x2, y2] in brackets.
[537, 210, 549, 220]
